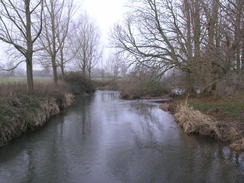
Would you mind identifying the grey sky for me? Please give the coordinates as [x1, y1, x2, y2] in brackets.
[80, 0, 127, 41]
[0, 0, 128, 70]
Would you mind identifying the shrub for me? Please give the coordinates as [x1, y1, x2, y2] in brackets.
[118, 75, 169, 99]
[93, 79, 118, 90]
[64, 72, 95, 94]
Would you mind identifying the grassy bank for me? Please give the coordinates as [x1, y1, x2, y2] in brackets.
[162, 93, 244, 152]
[188, 99, 243, 119]
[0, 93, 74, 146]
[178, 95, 244, 135]
[0, 73, 95, 146]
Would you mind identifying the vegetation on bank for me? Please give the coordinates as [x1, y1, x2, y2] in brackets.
[0, 93, 74, 146]
[174, 103, 244, 152]
[93, 79, 118, 91]
[157, 92, 244, 152]
[187, 99, 244, 122]
[0, 72, 95, 97]
[118, 74, 169, 99]
[174, 93, 244, 128]
[0, 72, 95, 146]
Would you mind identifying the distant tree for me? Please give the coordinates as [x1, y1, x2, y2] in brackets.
[72, 15, 101, 78]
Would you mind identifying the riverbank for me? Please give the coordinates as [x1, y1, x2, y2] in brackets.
[160, 96, 244, 153]
[0, 73, 95, 147]
[0, 92, 75, 147]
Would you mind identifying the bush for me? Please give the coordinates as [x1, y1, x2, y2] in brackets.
[93, 79, 118, 90]
[64, 72, 95, 94]
[118, 75, 169, 99]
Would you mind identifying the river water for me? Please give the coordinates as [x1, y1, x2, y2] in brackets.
[0, 91, 243, 183]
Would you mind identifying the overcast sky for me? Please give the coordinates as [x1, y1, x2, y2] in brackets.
[80, 0, 128, 42]
[0, 0, 129, 70]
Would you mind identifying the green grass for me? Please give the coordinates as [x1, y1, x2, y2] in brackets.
[0, 77, 52, 83]
[189, 101, 244, 119]
[0, 77, 26, 83]
[177, 96, 244, 122]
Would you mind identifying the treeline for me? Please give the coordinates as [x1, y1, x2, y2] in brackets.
[113, 0, 244, 96]
[0, 0, 101, 92]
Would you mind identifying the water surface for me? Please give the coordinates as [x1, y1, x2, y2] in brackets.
[0, 91, 243, 183]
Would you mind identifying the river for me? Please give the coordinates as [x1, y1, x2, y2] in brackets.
[0, 91, 243, 183]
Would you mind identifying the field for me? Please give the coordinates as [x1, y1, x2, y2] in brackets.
[0, 77, 52, 83]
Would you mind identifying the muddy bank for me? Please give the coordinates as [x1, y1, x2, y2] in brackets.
[0, 93, 74, 147]
[160, 103, 244, 152]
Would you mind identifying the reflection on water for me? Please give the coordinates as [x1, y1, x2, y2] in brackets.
[0, 91, 243, 183]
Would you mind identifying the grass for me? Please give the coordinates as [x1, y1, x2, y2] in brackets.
[176, 94, 244, 122]
[189, 100, 244, 119]
[0, 77, 52, 83]
[0, 80, 69, 97]
[0, 73, 95, 97]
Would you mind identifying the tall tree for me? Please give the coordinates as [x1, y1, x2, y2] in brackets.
[39, 0, 73, 84]
[72, 15, 101, 78]
[113, 0, 244, 95]
[0, 0, 43, 92]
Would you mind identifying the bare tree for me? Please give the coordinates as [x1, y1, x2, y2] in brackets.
[107, 52, 128, 80]
[113, 0, 199, 91]
[72, 15, 101, 78]
[56, 0, 74, 79]
[0, 0, 43, 92]
[38, 0, 73, 84]
[113, 0, 244, 95]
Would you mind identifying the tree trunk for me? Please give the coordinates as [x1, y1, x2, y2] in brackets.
[242, 19, 244, 71]
[25, 0, 34, 92]
[60, 47, 65, 80]
[184, 0, 193, 60]
[235, 0, 242, 73]
[193, 0, 201, 59]
[186, 71, 194, 94]
[242, 35, 244, 71]
[60, 64, 65, 80]
[26, 58, 33, 92]
[51, 55, 58, 85]
[51, 1, 58, 85]
[206, 0, 219, 95]
[88, 67, 91, 78]
[82, 65, 86, 77]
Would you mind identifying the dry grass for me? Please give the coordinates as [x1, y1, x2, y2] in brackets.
[174, 103, 244, 152]
[175, 104, 216, 135]
[175, 103, 241, 142]
[0, 81, 69, 97]
[0, 72, 95, 97]
[176, 104, 213, 124]
[175, 93, 244, 123]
